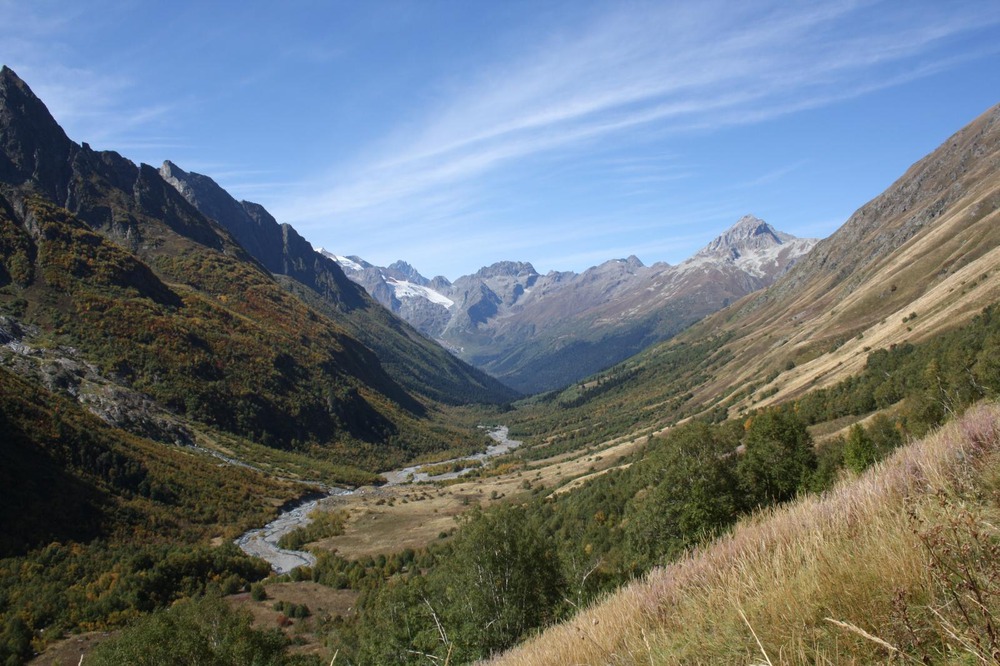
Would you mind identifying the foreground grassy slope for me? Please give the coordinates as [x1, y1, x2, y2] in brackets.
[491, 401, 1000, 665]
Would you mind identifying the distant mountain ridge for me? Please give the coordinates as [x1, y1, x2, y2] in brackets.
[327, 215, 816, 393]
[512, 98, 1000, 446]
[488, 98, 1000, 666]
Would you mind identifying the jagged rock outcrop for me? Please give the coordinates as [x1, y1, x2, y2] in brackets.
[0, 66, 76, 204]
[0, 65, 516, 471]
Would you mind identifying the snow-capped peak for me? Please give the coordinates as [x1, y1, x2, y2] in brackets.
[679, 215, 816, 279]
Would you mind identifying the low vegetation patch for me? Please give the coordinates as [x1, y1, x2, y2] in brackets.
[277, 509, 348, 551]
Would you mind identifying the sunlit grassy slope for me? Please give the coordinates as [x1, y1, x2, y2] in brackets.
[506, 102, 1000, 449]
[490, 401, 1000, 665]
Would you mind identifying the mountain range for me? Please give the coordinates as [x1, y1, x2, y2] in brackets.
[4, 60, 1000, 665]
[325, 215, 815, 393]
[157, 159, 516, 407]
[510, 98, 1000, 445]
[491, 98, 1000, 666]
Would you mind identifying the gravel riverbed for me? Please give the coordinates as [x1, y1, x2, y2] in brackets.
[235, 426, 521, 572]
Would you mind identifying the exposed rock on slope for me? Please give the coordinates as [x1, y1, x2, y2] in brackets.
[0, 66, 493, 468]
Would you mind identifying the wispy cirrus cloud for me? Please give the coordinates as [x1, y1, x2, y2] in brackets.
[0, 2, 181, 154]
[2, 1, 997, 277]
[277, 0, 1000, 241]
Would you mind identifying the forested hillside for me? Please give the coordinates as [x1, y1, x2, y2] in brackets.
[0, 66, 493, 469]
[314, 298, 1000, 664]
[0, 66, 498, 664]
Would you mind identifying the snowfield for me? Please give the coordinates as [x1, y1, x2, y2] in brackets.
[387, 278, 454, 308]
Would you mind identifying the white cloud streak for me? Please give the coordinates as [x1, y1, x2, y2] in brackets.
[277, 0, 1000, 236]
[0, 3, 178, 153]
[3, 1, 997, 278]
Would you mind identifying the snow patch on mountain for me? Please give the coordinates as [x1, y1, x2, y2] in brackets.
[388, 278, 455, 307]
[685, 215, 817, 279]
[317, 248, 365, 272]
[335, 255, 364, 272]
[734, 237, 815, 278]
[313, 214, 816, 392]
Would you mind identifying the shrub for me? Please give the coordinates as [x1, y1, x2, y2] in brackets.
[87, 594, 293, 665]
[738, 408, 816, 506]
[251, 582, 268, 601]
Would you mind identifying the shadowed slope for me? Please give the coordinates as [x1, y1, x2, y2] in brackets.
[160, 160, 518, 405]
[0, 66, 486, 469]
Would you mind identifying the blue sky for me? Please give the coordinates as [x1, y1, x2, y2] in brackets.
[3, 1, 1000, 280]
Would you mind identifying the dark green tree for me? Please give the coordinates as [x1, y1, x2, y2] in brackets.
[738, 409, 816, 506]
[624, 422, 740, 565]
[843, 423, 878, 473]
[806, 436, 847, 493]
[0, 615, 32, 666]
[844, 415, 903, 473]
[440, 504, 564, 660]
[354, 575, 444, 665]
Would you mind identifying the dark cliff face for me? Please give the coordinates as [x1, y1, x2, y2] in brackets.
[0, 70, 254, 268]
[0, 97, 411, 451]
[159, 160, 269, 258]
[160, 160, 369, 311]
[0, 65, 77, 204]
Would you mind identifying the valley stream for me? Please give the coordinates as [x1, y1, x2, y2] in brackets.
[235, 426, 521, 574]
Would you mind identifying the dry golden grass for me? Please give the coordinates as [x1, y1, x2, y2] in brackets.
[489, 402, 1000, 665]
[754, 241, 1000, 412]
[678, 116, 1000, 420]
[313, 486, 482, 558]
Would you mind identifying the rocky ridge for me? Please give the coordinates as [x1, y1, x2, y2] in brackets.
[0, 65, 511, 469]
[330, 216, 816, 393]
[158, 161, 517, 405]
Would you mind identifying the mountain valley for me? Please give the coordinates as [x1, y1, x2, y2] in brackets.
[2, 62, 1000, 666]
